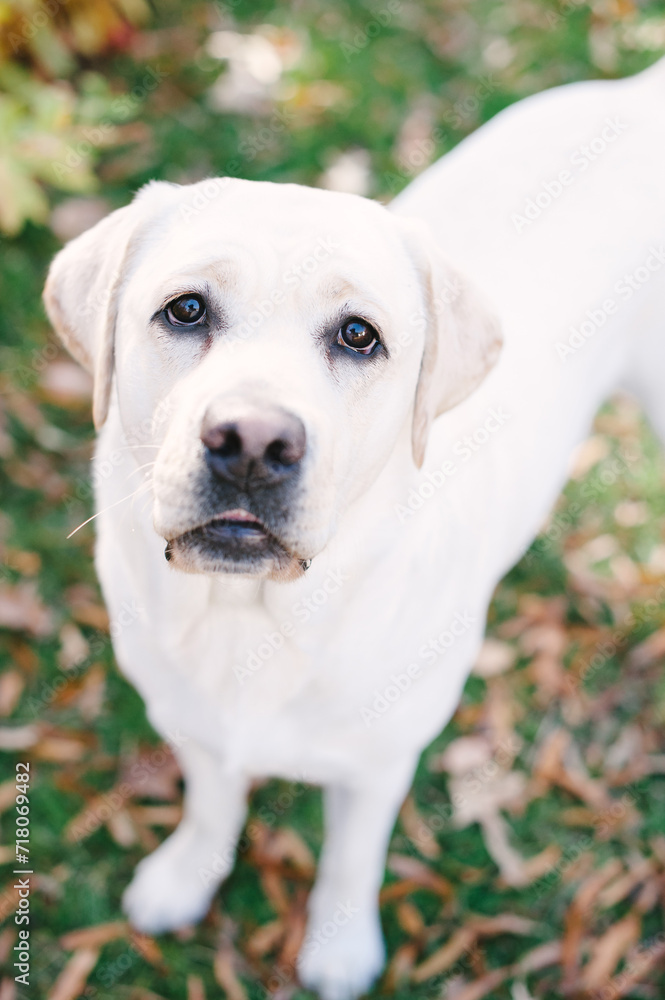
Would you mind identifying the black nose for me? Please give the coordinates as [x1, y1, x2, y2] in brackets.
[201, 402, 306, 487]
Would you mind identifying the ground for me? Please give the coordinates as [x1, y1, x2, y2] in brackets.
[0, 1, 664, 997]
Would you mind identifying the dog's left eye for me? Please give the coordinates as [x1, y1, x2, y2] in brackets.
[165, 294, 207, 327]
[336, 318, 379, 355]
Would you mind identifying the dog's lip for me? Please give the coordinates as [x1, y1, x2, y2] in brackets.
[210, 508, 263, 525]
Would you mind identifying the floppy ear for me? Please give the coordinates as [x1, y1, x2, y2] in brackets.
[43, 182, 176, 429]
[399, 218, 503, 468]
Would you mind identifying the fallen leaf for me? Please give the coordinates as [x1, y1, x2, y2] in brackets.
[0, 671, 24, 716]
[0, 582, 53, 636]
[473, 639, 516, 677]
[60, 921, 127, 951]
[47, 948, 99, 1000]
[187, 974, 206, 1000]
[246, 919, 285, 958]
[384, 941, 418, 990]
[583, 913, 640, 989]
[400, 795, 441, 858]
[0, 724, 40, 750]
[214, 943, 247, 1000]
[129, 931, 165, 969]
[396, 900, 426, 938]
[412, 926, 476, 982]
[386, 855, 452, 898]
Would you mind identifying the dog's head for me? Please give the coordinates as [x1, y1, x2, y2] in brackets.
[44, 179, 501, 579]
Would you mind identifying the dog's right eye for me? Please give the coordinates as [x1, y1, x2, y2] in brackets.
[165, 294, 207, 327]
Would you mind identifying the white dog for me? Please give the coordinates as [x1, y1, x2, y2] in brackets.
[44, 57, 665, 999]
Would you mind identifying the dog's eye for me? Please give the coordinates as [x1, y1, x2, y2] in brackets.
[336, 318, 379, 355]
[165, 294, 207, 327]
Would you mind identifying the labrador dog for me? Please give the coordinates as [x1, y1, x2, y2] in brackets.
[44, 57, 665, 999]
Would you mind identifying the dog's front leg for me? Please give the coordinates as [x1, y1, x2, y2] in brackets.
[297, 756, 418, 1000]
[123, 738, 249, 933]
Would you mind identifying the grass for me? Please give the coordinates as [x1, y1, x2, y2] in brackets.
[1, 1, 665, 997]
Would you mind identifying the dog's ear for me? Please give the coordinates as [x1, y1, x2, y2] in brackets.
[398, 218, 503, 468]
[43, 182, 176, 429]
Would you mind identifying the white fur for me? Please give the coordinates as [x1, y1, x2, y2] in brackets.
[44, 59, 665, 1000]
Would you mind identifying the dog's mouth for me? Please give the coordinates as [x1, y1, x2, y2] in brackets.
[165, 509, 310, 580]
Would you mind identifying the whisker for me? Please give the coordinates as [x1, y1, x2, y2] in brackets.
[126, 461, 157, 480]
[67, 485, 148, 539]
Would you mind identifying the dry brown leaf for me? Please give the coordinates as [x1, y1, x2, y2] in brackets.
[119, 744, 182, 801]
[522, 845, 562, 883]
[0, 781, 19, 813]
[39, 360, 92, 404]
[214, 943, 247, 1000]
[60, 920, 127, 951]
[396, 900, 426, 938]
[597, 857, 654, 909]
[480, 811, 529, 887]
[629, 626, 665, 668]
[0, 582, 53, 636]
[600, 936, 665, 998]
[0, 724, 40, 750]
[246, 919, 285, 958]
[473, 639, 516, 677]
[187, 974, 206, 1000]
[259, 869, 291, 916]
[412, 926, 477, 982]
[34, 734, 90, 762]
[386, 854, 452, 898]
[561, 858, 624, 985]
[0, 977, 16, 1000]
[433, 736, 492, 775]
[129, 805, 182, 827]
[58, 623, 89, 670]
[0, 929, 15, 965]
[447, 966, 511, 1000]
[47, 948, 99, 1000]
[400, 795, 441, 859]
[534, 728, 610, 809]
[468, 913, 539, 937]
[129, 931, 165, 969]
[384, 942, 419, 990]
[0, 670, 24, 716]
[568, 435, 610, 479]
[514, 940, 562, 974]
[379, 878, 425, 903]
[3, 550, 41, 576]
[261, 827, 315, 874]
[107, 808, 139, 847]
[278, 900, 307, 969]
[75, 664, 106, 721]
[583, 913, 641, 989]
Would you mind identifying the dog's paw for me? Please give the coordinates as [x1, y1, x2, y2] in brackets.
[122, 824, 227, 934]
[297, 910, 385, 1000]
